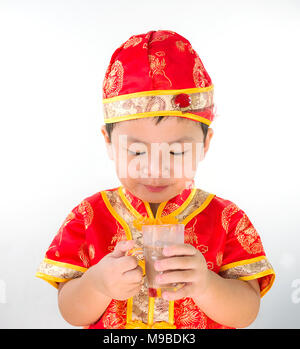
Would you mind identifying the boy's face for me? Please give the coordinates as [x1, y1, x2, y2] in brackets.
[101, 116, 213, 204]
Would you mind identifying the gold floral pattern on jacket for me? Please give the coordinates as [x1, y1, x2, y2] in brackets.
[102, 300, 127, 329]
[78, 200, 94, 229]
[221, 202, 240, 234]
[234, 213, 264, 254]
[174, 298, 207, 329]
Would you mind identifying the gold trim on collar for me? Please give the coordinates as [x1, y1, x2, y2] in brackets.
[143, 201, 156, 219]
[118, 186, 144, 220]
[119, 185, 197, 221]
[169, 187, 197, 218]
[101, 190, 133, 240]
[182, 193, 215, 226]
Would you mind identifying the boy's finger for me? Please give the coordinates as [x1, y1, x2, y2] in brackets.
[154, 256, 196, 272]
[118, 255, 138, 273]
[156, 270, 194, 285]
[162, 283, 192, 301]
[111, 240, 135, 258]
[123, 265, 144, 283]
[127, 284, 143, 297]
[162, 243, 196, 257]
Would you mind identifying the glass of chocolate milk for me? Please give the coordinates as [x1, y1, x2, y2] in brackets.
[142, 224, 185, 297]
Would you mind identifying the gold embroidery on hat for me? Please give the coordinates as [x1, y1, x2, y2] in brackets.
[193, 56, 209, 88]
[123, 36, 143, 49]
[176, 40, 187, 52]
[103, 60, 124, 98]
[149, 33, 170, 45]
[188, 44, 195, 54]
[148, 52, 172, 88]
[165, 30, 176, 35]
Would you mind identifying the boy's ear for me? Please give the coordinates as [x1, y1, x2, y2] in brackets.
[100, 125, 114, 161]
[203, 128, 214, 156]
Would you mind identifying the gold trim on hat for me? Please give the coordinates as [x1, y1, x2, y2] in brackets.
[103, 86, 213, 103]
[104, 111, 212, 126]
[103, 86, 214, 125]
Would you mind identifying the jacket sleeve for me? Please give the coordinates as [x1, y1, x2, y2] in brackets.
[218, 203, 275, 297]
[35, 201, 91, 289]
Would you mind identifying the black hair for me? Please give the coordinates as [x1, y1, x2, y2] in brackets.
[105, 115, 209, 143]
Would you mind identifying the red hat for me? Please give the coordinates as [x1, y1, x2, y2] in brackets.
[102, 30, 215, 126]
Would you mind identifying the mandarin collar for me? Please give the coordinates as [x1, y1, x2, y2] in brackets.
[118, 182, 196, 220]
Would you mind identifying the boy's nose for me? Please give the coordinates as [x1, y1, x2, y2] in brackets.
[141, 155, 170, 178]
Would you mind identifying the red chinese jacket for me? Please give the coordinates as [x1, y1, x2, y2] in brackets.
[36, 185, 275, 329]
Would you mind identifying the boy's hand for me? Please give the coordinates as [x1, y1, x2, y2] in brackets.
[154, 243, 209, 301]
[86, 240, 143, 301]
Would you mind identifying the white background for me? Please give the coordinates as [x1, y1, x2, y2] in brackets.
[0, 0, 299, 328]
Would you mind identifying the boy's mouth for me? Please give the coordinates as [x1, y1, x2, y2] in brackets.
[144, 185, 169, 193]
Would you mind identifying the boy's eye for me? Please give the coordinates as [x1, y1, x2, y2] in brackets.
[170, 151, 185, 156]
[128, 150, 146, 156]
[128, 149, 185, 156]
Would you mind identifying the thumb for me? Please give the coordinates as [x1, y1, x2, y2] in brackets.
[111, 240, 135, 258]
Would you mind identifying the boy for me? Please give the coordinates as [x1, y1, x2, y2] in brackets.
[35, 30, 275, 329]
